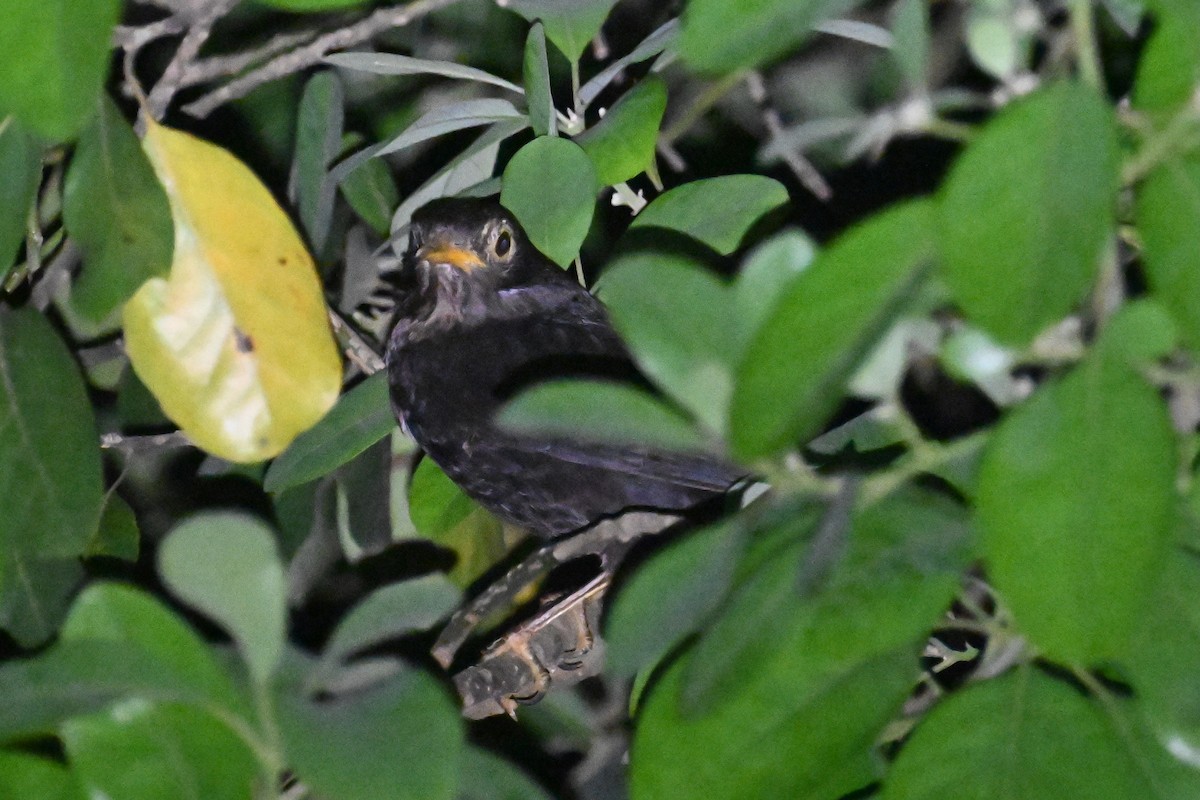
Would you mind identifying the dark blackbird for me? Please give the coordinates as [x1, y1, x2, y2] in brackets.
[386, 197, 743, 540]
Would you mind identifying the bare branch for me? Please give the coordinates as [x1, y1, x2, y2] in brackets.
[146, 0, 241, 118]
[182, 0, 464, 118]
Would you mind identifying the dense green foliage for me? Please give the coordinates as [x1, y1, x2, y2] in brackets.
[2, 0, 1200, 798]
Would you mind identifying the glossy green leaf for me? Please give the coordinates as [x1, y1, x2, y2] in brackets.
[523, 22, 555, 137]
[977, 304, 1176, 664]
[63, 702, 259, 800]
[279, 670, 463, 800]
[339, 136, 400, 236]
[597, 253, 736, 433]
[938, 81, 1119, 344]
[379, 99, 526, 156]
[64, 98, 172, 321]
[322, 574, 461, 666]
[679, 0, 863, 75]
[731, 200, 934, 458]
[0, 751, 81, 800]
[0, 553, 81, 648]
[326, 52, 523, 95]
[577, 77, 666, 186]
[0, 117, 40, 276]
[503, 0, 620, 62]
[291, 71, 344, 251]
[159, 513, 287, 683]
[0, 0, 119, 140]
[501, 136, 598, 267]
[265, 373, 395, 493]
[606, 518, 746, 677]
[882, 668, 1150, 800]
[498, 379, 710, 451]
[630, 175, 788, 255]
[0, 306, 104, 557]
[1136, 156, 1200, 349]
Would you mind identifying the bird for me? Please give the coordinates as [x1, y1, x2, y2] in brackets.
[385, 196, 745, 542]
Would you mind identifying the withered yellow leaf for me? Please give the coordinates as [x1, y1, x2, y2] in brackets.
[124, 120, 342, 463]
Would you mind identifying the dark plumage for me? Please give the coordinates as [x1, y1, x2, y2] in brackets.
[386, 197, 743, 539]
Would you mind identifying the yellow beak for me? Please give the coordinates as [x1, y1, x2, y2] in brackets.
[417, 244, 486, 272]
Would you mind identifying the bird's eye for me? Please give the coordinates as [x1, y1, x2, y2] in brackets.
[493, 228, 513, 258]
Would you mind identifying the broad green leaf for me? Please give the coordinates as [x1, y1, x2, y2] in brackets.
[321, 574, 460, 666]
[498, 379, 710, 451]
[605, 518, 746, 677]
[0, 117, 41, 276]
[63, 702, 259, 800]
[731, 200, 934, 459]
[503, 0, 621, 62]
[977, 304, 1176, 663]
[731, 229, 816, 349]
[291, 71, 344, 251]
[882, 668, 1148, 800]
[597, 253, 737, 433]
[409, 457, 477, 540]
[265, 372, 395, 493]
[278, 670, 463, 800]
[580, 20, 679, 107]
[938, 81, 1119, 344]
[339, 134, 400, 236]
[631, 645, 913, 800]
[0, 751, 81, 800]
[0, 554, 82, 648]
[1133, 2, 1200, 115]
[577, 77, 667, 186]
[1136, 156, 1200, 349]
[64, 98, 173, 322]
[326, 52, 523, 95]
[125, 120, 343, 463]
[159, 513, 287, 683]
[84, 495, 140, 561]
[501, 136, 598, 267]
[523, 22, 556, 137]
[379, 99, 526, 156]
[0, 306, 104, 557]
[459, 747, 554, 800]
[0, 0, 120, 140]
[629, 175, 789, 256]
[679, 0, 864, 75]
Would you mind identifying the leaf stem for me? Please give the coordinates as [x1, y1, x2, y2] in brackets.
[1122, 104, 1200, 186]
[1068, 0, 1104, 93]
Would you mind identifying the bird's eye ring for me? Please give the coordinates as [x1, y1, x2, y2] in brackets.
[493, 227, 513, 258]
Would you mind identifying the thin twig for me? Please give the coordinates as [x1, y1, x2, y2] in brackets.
[745, 71, 832, 200]
[146, 0, 241, 118]
[182, 0, 464, 118]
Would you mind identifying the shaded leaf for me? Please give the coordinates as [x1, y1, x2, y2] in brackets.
[0, 117, 41, 276]
[159, 513, 287, 683]
[577, 77, 666, 186]
[0, 553, 82, 648]
[339, 135, 400, 236]
[523, 22, 556, 137]
[459, 747, 554, 800]
[321, 574, 460, 666]
[629, 175, 788, 256]
[501, 136, 598, 267]
[503, 0, 621, 62]
[125, 120, 342, 463]
[291, 71, 344, 251]
[326, 51, 523, 94]
[379, 99, 526, 156]
[84, 494, 141, 562]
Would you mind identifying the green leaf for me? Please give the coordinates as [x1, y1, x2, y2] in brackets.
[379, 99, 526, 156]
[596, 253, 737, 433]
[339, 135, 400, 236]
[0, 117, 40, 276]
[64, 97, 173, 322]
[0, 553, 82, 648]
[503, 0, 621, 62]
[577, 77, 667, 186]
[158, 513, 287, 683]
[84, 495, 140, 561]
[0, 751, 82, 800]
[938, 81, 1119, 344]
[1133, 2, 1200, 115]
[291, 71, 344, 251]
[0, 0, 120, 140]
[63, 703, 259, 800]
[523, 22, 556, 137]
[882, 668, 1151, 800]
[629, 175, 788, 255]
[409, 457, 476, 540]
[265, 372, 396, 493]
[679, 0, 864, 75]
[501, 136, 598, 267]
[278, 670, 463, 800]
[605, 518, 746, 677]
[1135, 156, 1200, 349]
[326, 52, 523, 95]
[731, 229, 816, 350]
[0, 306, 104, 557]
[730, 199, 934, 459]
[498, 379, 710, 452]
[891, 0, 930, 88]
[321, 574, 461, 666]
[977, 304, 1176, 664]
[459, 747, 554, 800]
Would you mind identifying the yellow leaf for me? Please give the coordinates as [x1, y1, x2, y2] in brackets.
[123, 120, 342, 463]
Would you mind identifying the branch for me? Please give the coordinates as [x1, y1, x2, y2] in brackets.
[146, 0, 242, 118]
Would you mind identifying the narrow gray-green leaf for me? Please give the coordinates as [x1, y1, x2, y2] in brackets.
[938, 81, 1119, 344]
[159, 512, 287, 683]
[629, 175, 789, 256]
[379, 99, 526, 156]
[65, 97, 172, 321]
[326, 52, 523, 95]
[339, 146, 400, 236]
[731, 199, 933, 459]
[503, 0, 621, 62]
[0, 306, 104, 557]
[290, 71, 344, 252]
[891, 0, 929, 88]
[577, 77, 666, 186]
[265, 372, 395, 493]
[497, 379, 709, 451]
[523, 22, 555, 137]
[580, 20, 679, 107]
[322, 574, 461, 666]
[501, 136, 597, 267]
[0, 117, 40, 276]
